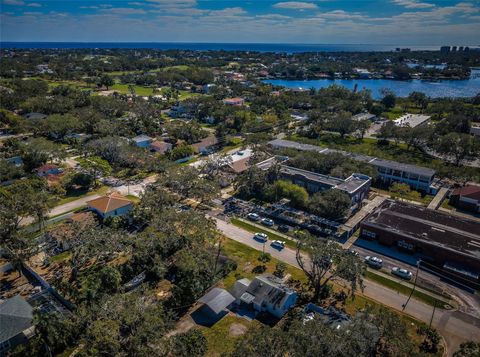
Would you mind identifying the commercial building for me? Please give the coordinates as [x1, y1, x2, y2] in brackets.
[360, 200, 480, 283]
[268, 139, 437, 193]
[393, 114, 430, 128]
[278, 165, 371, 211]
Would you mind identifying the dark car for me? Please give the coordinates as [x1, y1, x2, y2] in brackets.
[278, 225, 290, 233]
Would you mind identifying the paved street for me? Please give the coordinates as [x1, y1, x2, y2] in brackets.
[214, 217, 480, 353]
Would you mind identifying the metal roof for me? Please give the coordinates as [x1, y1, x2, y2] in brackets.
[198, 288, 235, 315]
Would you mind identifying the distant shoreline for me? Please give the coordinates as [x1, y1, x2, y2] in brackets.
[0, 42, 464, 52]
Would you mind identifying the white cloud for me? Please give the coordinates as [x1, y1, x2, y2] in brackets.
[23, 11, 41, 15]
[27, 2, 41, 7]
[392, 0, 435, 9]
[103, 8, 146, 15]
[208, 7, 247, 17]
[3, 0, 25, 5]
[273, 2, 318, 10]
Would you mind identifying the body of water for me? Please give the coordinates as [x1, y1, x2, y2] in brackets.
[0, 42, 442, 53]
[264, 71, 480, 99]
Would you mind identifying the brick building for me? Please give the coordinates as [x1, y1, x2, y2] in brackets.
[360, 200, 480, 283]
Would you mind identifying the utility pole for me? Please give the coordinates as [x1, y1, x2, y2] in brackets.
[403, 259, 421, 311]
[429, 299, 437, 328]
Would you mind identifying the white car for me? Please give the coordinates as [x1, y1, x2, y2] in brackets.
[391, 267, 413, 280]
[253, 232, 268, 242]
[247, 213, 260, 221]
[271, 240, 285, 249]
[365, 256, 383, 269]
[261, 218, 274, 227]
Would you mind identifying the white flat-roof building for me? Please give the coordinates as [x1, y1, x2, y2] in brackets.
[393, 114, 430, 128]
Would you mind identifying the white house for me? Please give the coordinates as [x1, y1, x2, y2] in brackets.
[230, 275, 297, 318]
[87, 193, 133, 219]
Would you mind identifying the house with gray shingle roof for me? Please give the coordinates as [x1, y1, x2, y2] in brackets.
[0, 295, 34, 354]
[231, 275, 297, 318]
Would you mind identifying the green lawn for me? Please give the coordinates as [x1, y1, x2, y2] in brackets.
[365, 271, 451, 308]
[230, 218, 297, 249]
[110, 83, 154, 96]
[221, 237, 305, 289]
[199, 316, 259, 356]
[53, 185, 109, 206]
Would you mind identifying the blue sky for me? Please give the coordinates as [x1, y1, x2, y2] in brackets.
[1, 0, 479, 44]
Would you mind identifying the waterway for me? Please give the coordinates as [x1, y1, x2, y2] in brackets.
[264, 70, 480, 99]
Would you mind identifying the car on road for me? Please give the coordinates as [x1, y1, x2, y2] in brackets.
[277, 225, 290, 233]
[271, 240, 285, 249]
[247, 213, 260, 221]
[391, 267, 413, 280]
[365, 256, 383, 269]
[261, 218, 274, 227]
[253, 232, 268, 242]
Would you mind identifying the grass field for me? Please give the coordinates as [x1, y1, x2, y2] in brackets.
[199, 315, 260, 356]
[110, 83, 154, 96]
[221, 237, 305, 288]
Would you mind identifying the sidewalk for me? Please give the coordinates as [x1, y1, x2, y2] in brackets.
[427, 187, 449, 210]
[368, 268, 453, 306]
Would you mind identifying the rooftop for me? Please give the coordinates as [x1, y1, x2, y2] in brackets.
[280, 165, 370, 194]
[132, 134, 153, 143]
[198, 288, 235, 315]
[451, 185, 480, 201]
[362, 200, 480, 260]
[87, 193, 132, 214]
[393, 114, 430, 128]
[268, 139, 435, 178]
[0, 295, 33, 344]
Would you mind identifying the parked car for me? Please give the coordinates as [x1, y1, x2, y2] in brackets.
[271, 240, 285, 249]
[253, 232, 268, 242]
[278, 225, 290, 233]
[391, 267, 413, 280]
[247, 213, 260, 221]
[261, 218, 274, 227]
[365, 256, 383, 269]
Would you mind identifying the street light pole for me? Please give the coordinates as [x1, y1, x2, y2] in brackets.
[402, 259, 421, 311]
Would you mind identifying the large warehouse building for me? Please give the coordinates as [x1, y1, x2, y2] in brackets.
[359, 200, 480, 283]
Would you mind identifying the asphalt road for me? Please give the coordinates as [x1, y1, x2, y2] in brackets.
[214, 217, 480, 353]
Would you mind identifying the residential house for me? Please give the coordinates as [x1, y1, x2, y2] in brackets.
[150, 140, 172, 155]
[86, 193, 133, 219]
[230, 275, 297, 318]
[470, 123, 480, 137]
[223, 97, 244, 106]
[192, 136, 218, 154]
[352, 112, 376, 122]
[34, 164, 62, 177]
[132, 135, 153, 148]
[0, 296, 34, 354]
[450, 185, 480, 213]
